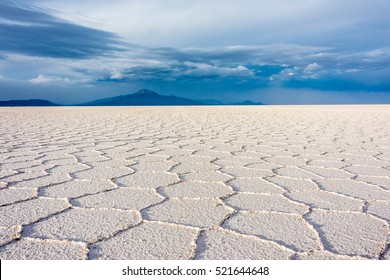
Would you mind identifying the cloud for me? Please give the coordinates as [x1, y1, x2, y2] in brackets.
[29, 74, 70, 84]
[28, 0, 390, 50]
[0, 2, 126, 59]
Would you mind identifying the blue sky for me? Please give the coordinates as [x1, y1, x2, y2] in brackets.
[0, 0, 389, 104]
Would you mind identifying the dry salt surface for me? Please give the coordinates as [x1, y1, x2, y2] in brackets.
[0, 105, 389, 260]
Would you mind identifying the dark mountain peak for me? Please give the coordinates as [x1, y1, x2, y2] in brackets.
[132, 89, 159, 97]
[0, 99, 59, 106]
[74, 88, 264, 106]
[229, 100, 264, 105]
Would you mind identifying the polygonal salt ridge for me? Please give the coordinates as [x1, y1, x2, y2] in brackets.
[131, 154, 171, 162]
[306, 160, 350, 169]
[231, 150, 268, 158]
[40, 179, 117, 199]
[192, 150, 233, 158]
[324, 152, 375, 161]
[182, 171, 234, 183]
[72, 149, 104, 157]
[0, 160, 43, 170]
[274, 166, 324, 180]
[220, 166, 274, 178]
[0, 198, 70, 227]
[223, 212, 321, 252]
[85, 159, 136, 168]
[10, 173, 72, 188]
[15, 163, 56, 173]
[211, 145, 243, 152]
[194, 229, 293, 260]
[0, 226, 22, 246]
[228, 178, 285, 194]
[169, 155, 215, 164]
[130, 160, 176, 172]
[0, 188, 37, 206]
[0, 150, 36, 158]
[299, 166, 355, 179]
[42, 157, 79, 166]
[306, 210, 389, 258]
[0, 238, 88, 260]
[1, 155, 41, 163]
[90, 221, 199, 260]
[1, 171, 48, 183]
[213, 157, 265, 167]
[342, 158, 388, 167]
[285, 190, 364, 211]
[152, 148, 194, 157]
[75, 155, 111, 164]
[377, 153, 390, 161]
[169, 162, 219, 174]
[38, 152, 77, 161]
[114, 172, 180, 188]
[316, 179, 390, 200]
[142, 198, 233, 228]
[0, 170, 18, 180]
[246, 147, 294, 157]
[225, 193, 309, 214]
[47, 163, 90, 174]
[264, 156, 308, 166]
[367, 201, 390, 222]
[72, 188, 164, 211]
[71, 166, 134, 180]
[180, 144, 215, 151]
[244, 161, 283, 170]
[126, 147, 162, 155]
[293, 250, 367, 260]
[343, 166, 390, 177]
[161, 181, 234, 199]
[355, 176, 390, 191]
[23, 208, 141, 243]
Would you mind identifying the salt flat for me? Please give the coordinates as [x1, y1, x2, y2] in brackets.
[0, 105, 389, 260]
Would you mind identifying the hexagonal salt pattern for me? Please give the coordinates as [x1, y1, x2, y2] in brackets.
[1, 105, 389, 259]
[90, 222, 198, 259]
[306, 211, 388, 258]
[143, 198, 232, 228]
[0, 239, 87, 260]
[194, 230, 292, 260]
[23, 208, 141, 243]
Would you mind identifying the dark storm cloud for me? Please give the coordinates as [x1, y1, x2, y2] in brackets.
[0, 2, 125, 58]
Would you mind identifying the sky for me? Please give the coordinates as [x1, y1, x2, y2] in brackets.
[0, 0, 390, 104]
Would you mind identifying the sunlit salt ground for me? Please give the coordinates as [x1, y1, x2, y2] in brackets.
[0, 105, 389, 260]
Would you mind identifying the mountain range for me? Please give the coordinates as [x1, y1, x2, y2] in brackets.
[0, 99, 59, 107]
[0, 89, 263, 106]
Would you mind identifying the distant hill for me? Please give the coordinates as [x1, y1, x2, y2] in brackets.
[79, 89, 203, 106]
[228, 100, 264, 105]
[0, 89, 264, 107]
[0, 99, 59, 106]
[79, 89, 263, 106]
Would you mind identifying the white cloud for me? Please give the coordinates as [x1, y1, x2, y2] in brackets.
[109, 69, 124, 80]
[304, 63, 321, 73]
[27, 0, 390, 48]
[29, 74, 70, 84]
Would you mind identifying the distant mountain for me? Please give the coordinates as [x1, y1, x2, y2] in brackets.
[79, 89, 203, 106]
[228, 100, 264, 105]
[79, 89, 263, 106]
[0, 99, 59, 106]
[0, 89, 264, 107]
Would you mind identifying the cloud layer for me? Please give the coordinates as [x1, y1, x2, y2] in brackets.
[0, 2, 125, 58]
[0, 1, 389, 104]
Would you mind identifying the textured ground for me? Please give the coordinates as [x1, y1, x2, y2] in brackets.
[0, 105, 389, 260]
